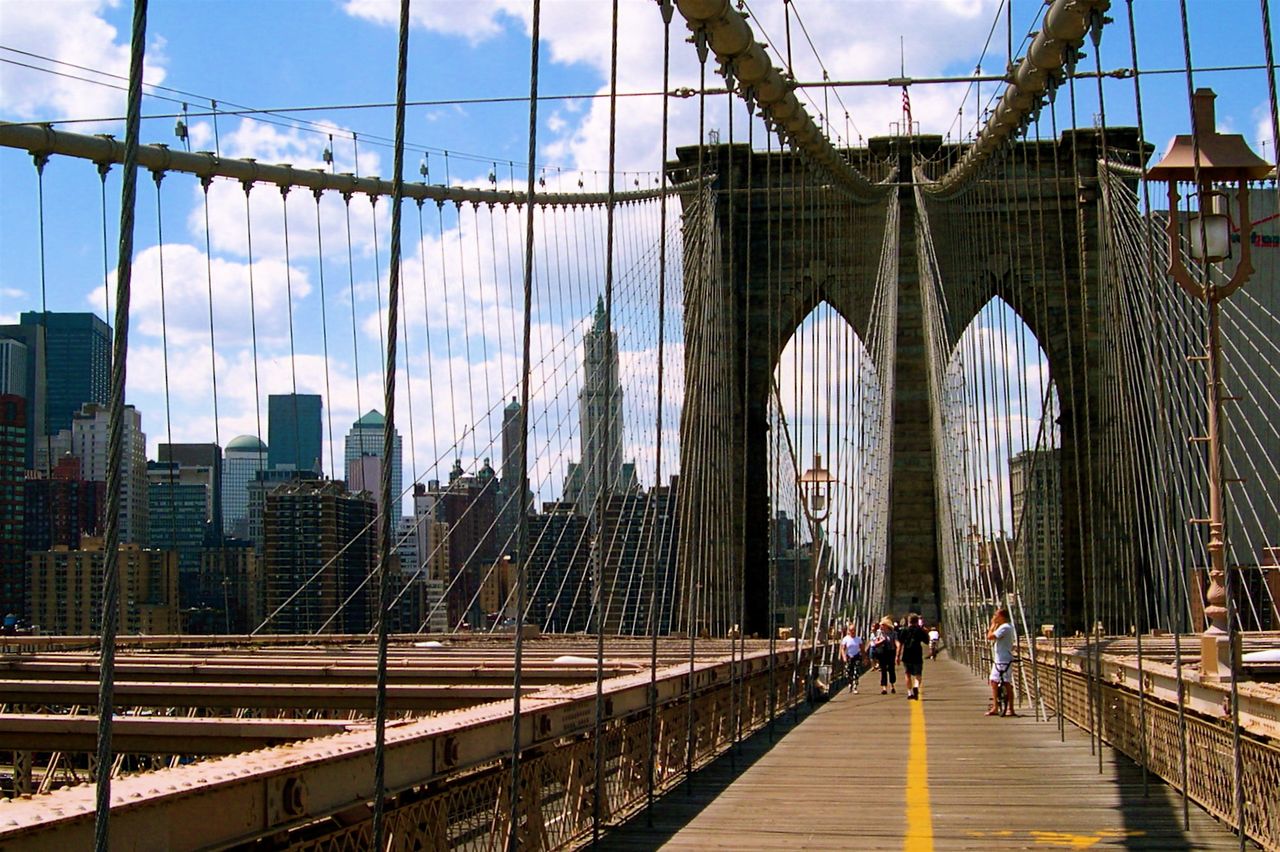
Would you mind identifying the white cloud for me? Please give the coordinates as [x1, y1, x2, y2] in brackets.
[0, 0, 167, 127]
[92, 242, 312, 350]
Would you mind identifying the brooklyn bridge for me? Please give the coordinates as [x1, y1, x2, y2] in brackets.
[0, 0, 1277, 848]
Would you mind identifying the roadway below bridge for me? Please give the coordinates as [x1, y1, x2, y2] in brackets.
[598, 655, 1251, 850]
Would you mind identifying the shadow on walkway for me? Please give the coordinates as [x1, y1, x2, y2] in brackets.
[595, 702, 816, 849]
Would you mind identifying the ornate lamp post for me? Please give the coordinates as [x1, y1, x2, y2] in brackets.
[1147, 88, 1272, 678]
[799, 454, 835, 695]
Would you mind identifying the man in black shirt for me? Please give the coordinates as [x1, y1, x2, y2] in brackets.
[896, 613, 930, 700]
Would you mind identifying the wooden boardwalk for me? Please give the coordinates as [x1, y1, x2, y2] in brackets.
[599, 657, 1250, 850]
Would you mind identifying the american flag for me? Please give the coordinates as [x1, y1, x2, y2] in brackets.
[902, 86, 912, 133]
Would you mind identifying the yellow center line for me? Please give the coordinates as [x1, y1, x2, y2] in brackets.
[905, 697, 934, 851]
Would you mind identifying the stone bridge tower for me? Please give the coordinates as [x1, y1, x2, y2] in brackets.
[670, 128, 1147, 638]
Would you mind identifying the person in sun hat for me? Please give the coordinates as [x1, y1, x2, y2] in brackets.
[872, 616, 899, 694]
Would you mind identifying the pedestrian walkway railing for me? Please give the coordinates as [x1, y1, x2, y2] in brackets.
[952, 634, 1280, 849]
[0, 642, 823, 850]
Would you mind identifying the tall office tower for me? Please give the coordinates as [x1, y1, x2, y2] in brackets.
[159, 443, 223, 541]
[0, 324, 44, 468]
[23, 454, 107, 553]
[346, 454, 384, 517]
[1009, 448, 1063, 630]
[222, 435, 268, 539]
[15, 312, 110, 435]
[267, 393, 323, 474]
[0, 395, 25, 618]
[147, 461, 213, 609]
[64, 403, 148, 544]
[394, 515, 419, 575]
[0, 338, 26, 396]
[28, 537, 179, 635]
[261, 479, 376, 634]
[412, 486, 452, 633]
[496, 398, 531, 558]
[564, 297, 624, 517]
[597, 481, 679, 635]
[344, 410, 402, 512]
[416, 461, 499, 628]
[527, 501, 591, 633]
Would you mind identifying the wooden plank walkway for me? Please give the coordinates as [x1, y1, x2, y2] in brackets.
[599, 656, 1251, 850]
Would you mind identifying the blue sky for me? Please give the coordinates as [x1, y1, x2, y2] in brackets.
[0, 0, 1274, 513]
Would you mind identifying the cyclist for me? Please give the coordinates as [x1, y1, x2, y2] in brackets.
[928, 624, 940, 659]
[986, 607, 1017, 716]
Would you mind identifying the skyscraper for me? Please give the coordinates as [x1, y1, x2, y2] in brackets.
[416, 461, 500, 628]
[343, 410, 402, 512]
[0, 395, 25, 618]
[13, 312, 110, 436]
[597, 483, 679, 635]
[527, 501, 591, 633]
[61, 403, 147, 544]
[564, 297, 624, 516]
[497, 398, 529, 557]
[147, 460, 213, 608]
[261, 479, 376, 634]
[222, 435, 268, 539]
[0, 323, 44, 468]
[23, 454, 106, 554]
[159, 443, 223, 541]
[0, 338, 27, 397]
[267, 394, 323, 474]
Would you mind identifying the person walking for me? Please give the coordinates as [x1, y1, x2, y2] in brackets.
[928, 624, 941, 659]
[873, 617, 899, 694]
[839, 624, 864, 693]
[986, 607, 1017, 716]
[897, 614, 929, 700]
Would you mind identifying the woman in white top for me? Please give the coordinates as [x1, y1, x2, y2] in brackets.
[839, 625, 864, 693]
[985, 608, 1017, 716]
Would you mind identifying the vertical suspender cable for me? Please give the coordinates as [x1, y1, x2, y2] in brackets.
[372, 1, 410, 847]
[1123, 0, 1152, 796]
[594, 2, 620, 844]
[1262, 0, 1280, 166]
[95, 1, 147, 848]
[647, 0, 673, 825]
[686, 26, 709, 786]
[510, 2, 542, 848]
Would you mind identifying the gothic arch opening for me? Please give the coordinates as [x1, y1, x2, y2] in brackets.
[771, 301, 887, 632]
[938, 295, 1066, 637]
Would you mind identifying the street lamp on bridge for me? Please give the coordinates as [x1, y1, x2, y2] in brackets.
[1148, 88, 1272, 676]
[799, 454, 836, 696]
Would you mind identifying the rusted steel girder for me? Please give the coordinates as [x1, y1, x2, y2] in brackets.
[0, 714, 361, 755]
[0, 679, 531, 712]
[0, 643, 811, 850]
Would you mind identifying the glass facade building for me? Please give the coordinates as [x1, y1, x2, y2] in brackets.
[267, 394, 323, 475]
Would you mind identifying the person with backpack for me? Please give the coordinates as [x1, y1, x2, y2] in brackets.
[872, 617, 899, 694]
[897, 613, 930, 700]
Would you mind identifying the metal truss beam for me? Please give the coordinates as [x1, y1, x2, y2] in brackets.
[0, 642, 804, 849]
[0, 715, 360, 755]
